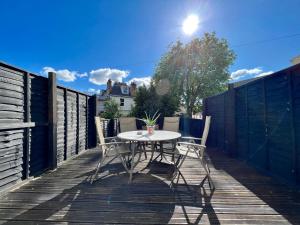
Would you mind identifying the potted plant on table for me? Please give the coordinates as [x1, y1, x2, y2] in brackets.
[138, 111, 160, 134]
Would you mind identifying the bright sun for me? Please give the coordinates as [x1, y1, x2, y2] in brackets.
[182, 14, 200, 35]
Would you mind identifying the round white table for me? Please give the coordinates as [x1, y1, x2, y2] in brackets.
[118, 130, 181, 142]
[117, 130, 181, 182]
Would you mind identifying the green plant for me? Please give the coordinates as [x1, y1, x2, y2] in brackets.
[101, 99, 120, 119]
[137, 111, 160, 126]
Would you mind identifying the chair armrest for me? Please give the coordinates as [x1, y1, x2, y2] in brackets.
[104, 136, 119, 143]
[177, 142, 206, 149]
[181, 136, 202, 142]
[99, 141, 128, 147]
[105, 136, 119, 140]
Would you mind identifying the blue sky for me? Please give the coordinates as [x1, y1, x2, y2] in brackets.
[0, 0, 299, 93]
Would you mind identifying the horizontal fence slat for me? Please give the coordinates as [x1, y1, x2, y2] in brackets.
[204, 63, 300, 185]
[0, 61, 94, 194]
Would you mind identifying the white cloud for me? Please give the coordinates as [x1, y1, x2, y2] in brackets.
[230, 67, 273, 81]
[77, 72, 88, 78]
[255, 71, 273, 78]
[41, 67, 87, 82]
[230, 68, 262, 79]
[87, 88, 101, 95]
[89, 68, 129, 85]
[127, 76, 152, 87]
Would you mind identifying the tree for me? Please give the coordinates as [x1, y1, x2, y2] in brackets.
[130, 85, 179, 118]
[101, 99, 120, 119]
[153, 32, 236, 116]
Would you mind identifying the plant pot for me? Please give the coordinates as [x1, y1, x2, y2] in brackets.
[147, 125, 155, 134]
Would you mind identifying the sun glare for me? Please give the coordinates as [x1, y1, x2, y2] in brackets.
[182, 14, 199, 35]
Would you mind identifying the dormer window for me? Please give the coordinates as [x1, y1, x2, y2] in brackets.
[121, 86, 129, 94]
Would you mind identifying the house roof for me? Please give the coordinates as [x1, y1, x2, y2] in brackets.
[111, 85, 130, 96]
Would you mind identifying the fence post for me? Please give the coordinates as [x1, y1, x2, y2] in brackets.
[76, 93, 80, 154]
[88, 95, 97, 148]
[23, 72, 30, 179]
[48, 72, 57, 170]
[64, 88, 68, 160]
[86, 95, 89, 149]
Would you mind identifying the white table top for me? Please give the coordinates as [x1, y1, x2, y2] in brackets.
[117, 130, 181, 142]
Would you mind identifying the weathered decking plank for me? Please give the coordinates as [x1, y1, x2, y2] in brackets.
[0, 148, 299, 225]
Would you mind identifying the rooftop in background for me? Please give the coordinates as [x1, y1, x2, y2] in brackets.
[100, 79, 137, 97]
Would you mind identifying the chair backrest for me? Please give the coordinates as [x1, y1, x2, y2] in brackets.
[163, 117, 180, 132]
[201, 116, 211, 146]
[119, 117, 137, 132]
[95, 116, 106, 147]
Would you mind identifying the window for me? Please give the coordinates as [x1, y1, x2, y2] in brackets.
[121, 86, 129, 94]
[120, 98, 124, 106]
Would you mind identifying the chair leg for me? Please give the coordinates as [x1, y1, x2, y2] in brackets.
[128, 143, 136, 183]
[91, 156, 105, 184]
[205, 162, 214, 189]
[171, 155, 185, 185]
[199, 157, 214, 190]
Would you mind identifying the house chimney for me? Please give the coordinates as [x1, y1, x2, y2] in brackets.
[107, 79, 112, 94]
[130, 82, 137, 96]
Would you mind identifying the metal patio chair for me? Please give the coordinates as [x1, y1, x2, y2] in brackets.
[119, 117, 137, 132]
[173, 116, 214, 189]
[90, 116, 132, 184]
[157, 117, 180, 161]
[119, 117, 147, 159]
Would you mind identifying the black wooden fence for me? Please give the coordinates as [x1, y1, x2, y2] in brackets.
[104, 117, 204, 139]
[203, 63, 300, 184]
[0, 62, 97, 194]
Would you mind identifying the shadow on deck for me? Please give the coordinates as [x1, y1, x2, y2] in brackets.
[0, 148, 299, 224]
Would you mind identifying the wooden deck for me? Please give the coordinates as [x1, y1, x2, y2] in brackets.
[0, 148, 300, 224]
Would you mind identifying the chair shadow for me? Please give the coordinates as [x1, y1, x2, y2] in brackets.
[1, 173, 176, 225]
[207, 148, 300, 225]
[170, 167, 220, 225]
[147, 159, 220, 225]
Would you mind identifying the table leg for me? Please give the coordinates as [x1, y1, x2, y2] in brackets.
[144, 142, 155, 168]
[129, 143, 135, 183]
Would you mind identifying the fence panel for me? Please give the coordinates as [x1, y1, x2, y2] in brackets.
[206, 95, 223, 148]
[57, 88, 66, 164]
[0, 62, 96, 194]
[247, 80, 267, 169]
[0, 65, 25, 191]
[292, 67, 300, 182]
[66, 91, 78, 158]
[224, 90, 236, 155]
[78, 94, 87, 152]
[214, 95, 225, 150]
[30, 75, 49, 175]
[265, 73, 295, 182]
[204, 63, 300, 184]
[235, 86, 248, 159]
